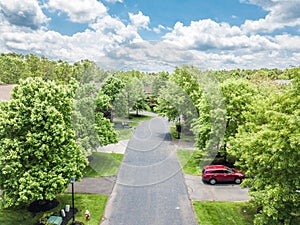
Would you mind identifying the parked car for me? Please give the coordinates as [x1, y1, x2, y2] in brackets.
[202, 165, 245, 185]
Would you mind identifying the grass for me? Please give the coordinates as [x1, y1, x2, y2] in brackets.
[84, 152, 123, 177]
[114, 113, 154, 141]
[0, 204, 39, 225]
[170, 124, 195, 141]
[193, 201, 256, 225]
[177, 149, 234, 175]
[128, 113, 154, 121]
[0, 194, 107, 225]
[177, 149, 204, 176]
[116, 128, 133, 141]
[59, 194, 107, 225]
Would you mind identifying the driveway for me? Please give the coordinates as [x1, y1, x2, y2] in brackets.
[184, 174, 250, 202]
[65, 177, 116, 195]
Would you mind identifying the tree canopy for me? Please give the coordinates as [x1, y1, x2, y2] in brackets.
[0, 78, 87, 208]
[228, 73, 300, 224]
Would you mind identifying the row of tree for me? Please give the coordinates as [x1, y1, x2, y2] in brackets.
[0, 53, 109, 84]
[153, 65, 299, 225]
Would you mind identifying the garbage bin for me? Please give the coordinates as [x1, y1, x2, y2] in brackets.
[47, 216, 63, 225]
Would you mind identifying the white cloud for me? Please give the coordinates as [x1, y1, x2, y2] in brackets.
[128, 11, 150, 30]
[98, 41, 199, 72]
[273, 34, 300, 50]
[0, 1, 300, 72]
[241, 0, 300, 33]
[163, 19, 278, 51]
[160, 18, 300, 70]
[46, 0, 107, 23]
[0, 0, 49, 29]
[89, 15, 143, 45]
[153, 24, 172, 34]
[0, 11, 144, 63]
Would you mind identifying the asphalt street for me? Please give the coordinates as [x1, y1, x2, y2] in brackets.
[101, 117, 198, 225]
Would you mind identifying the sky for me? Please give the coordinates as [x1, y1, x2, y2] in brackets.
[0, 0, 300, 72]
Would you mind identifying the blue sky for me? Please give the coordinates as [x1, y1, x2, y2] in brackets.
[0, 0, 300, 72]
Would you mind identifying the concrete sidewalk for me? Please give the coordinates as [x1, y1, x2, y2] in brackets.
[96, 140, 128, 154]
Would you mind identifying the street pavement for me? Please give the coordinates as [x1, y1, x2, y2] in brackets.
[100, 117, 198, 225]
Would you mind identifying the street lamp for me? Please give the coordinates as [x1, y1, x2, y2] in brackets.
[70, 177, 76, 224]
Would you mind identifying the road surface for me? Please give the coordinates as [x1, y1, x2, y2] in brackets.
[101, 117, 197, 225]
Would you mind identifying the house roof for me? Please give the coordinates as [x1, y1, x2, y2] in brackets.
[0, 84, 17, 101]
[275, 80, 291, 85]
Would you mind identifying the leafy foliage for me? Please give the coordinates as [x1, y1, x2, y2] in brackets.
[73, 82, 118, 150]
[228, 74, 300, 224]
[72, 83, 101, 152]
[113, 77, 146, 119]
[132, 98, 150, 115]
[95, 112, 118, 146]
[0, 78, 87, 208]
[0, 53, 107, 84]
[100, 75, 125, 102]
[155, 79, 197, 123]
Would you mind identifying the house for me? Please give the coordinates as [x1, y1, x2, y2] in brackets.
[0, 84, 16, 101]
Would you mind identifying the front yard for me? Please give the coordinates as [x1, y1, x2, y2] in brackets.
[0, 194, 107, 225]
[193, 201, 256, 225]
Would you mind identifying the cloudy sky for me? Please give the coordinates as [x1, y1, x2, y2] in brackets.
[0, 0, 300, 72]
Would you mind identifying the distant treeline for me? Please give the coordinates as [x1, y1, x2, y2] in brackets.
[0, 52, 298, 85]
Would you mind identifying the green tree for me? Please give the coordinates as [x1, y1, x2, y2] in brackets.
[228, 75, 300, 224]
[101, 75, 125, 102]
[193, 78, 256, 153]
[113, 77, 146, 119]
[0, 53, 28, 84]
[73, 83, 117, 150]
[132, 98, 150, 115]
[155, 80, 198, 124]
[150, 72, 169, 96]
[155, 66, 201, 126]
[24, 54, 44, 78]
[73, 59, 108, 83]
[170, 65, 203, 107]
[95, 112, 118, 146]
[73, 83, 101, 152]
[219, 78, 257, 160]
[0, 78, 87, 208]
[95, 92, 117, 145]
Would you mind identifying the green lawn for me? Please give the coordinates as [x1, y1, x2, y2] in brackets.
[84, 152, 123, 177]
[0, 204, 39, 225]
[116, 128, 133, 141]
[193, 201, 256, 225]
[59, 194, 107, 225]
[177, 149, 204, 176]
[0, 194, 107, 225]
[170, 124, 195, 141]
[129, 113, 154, 121]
